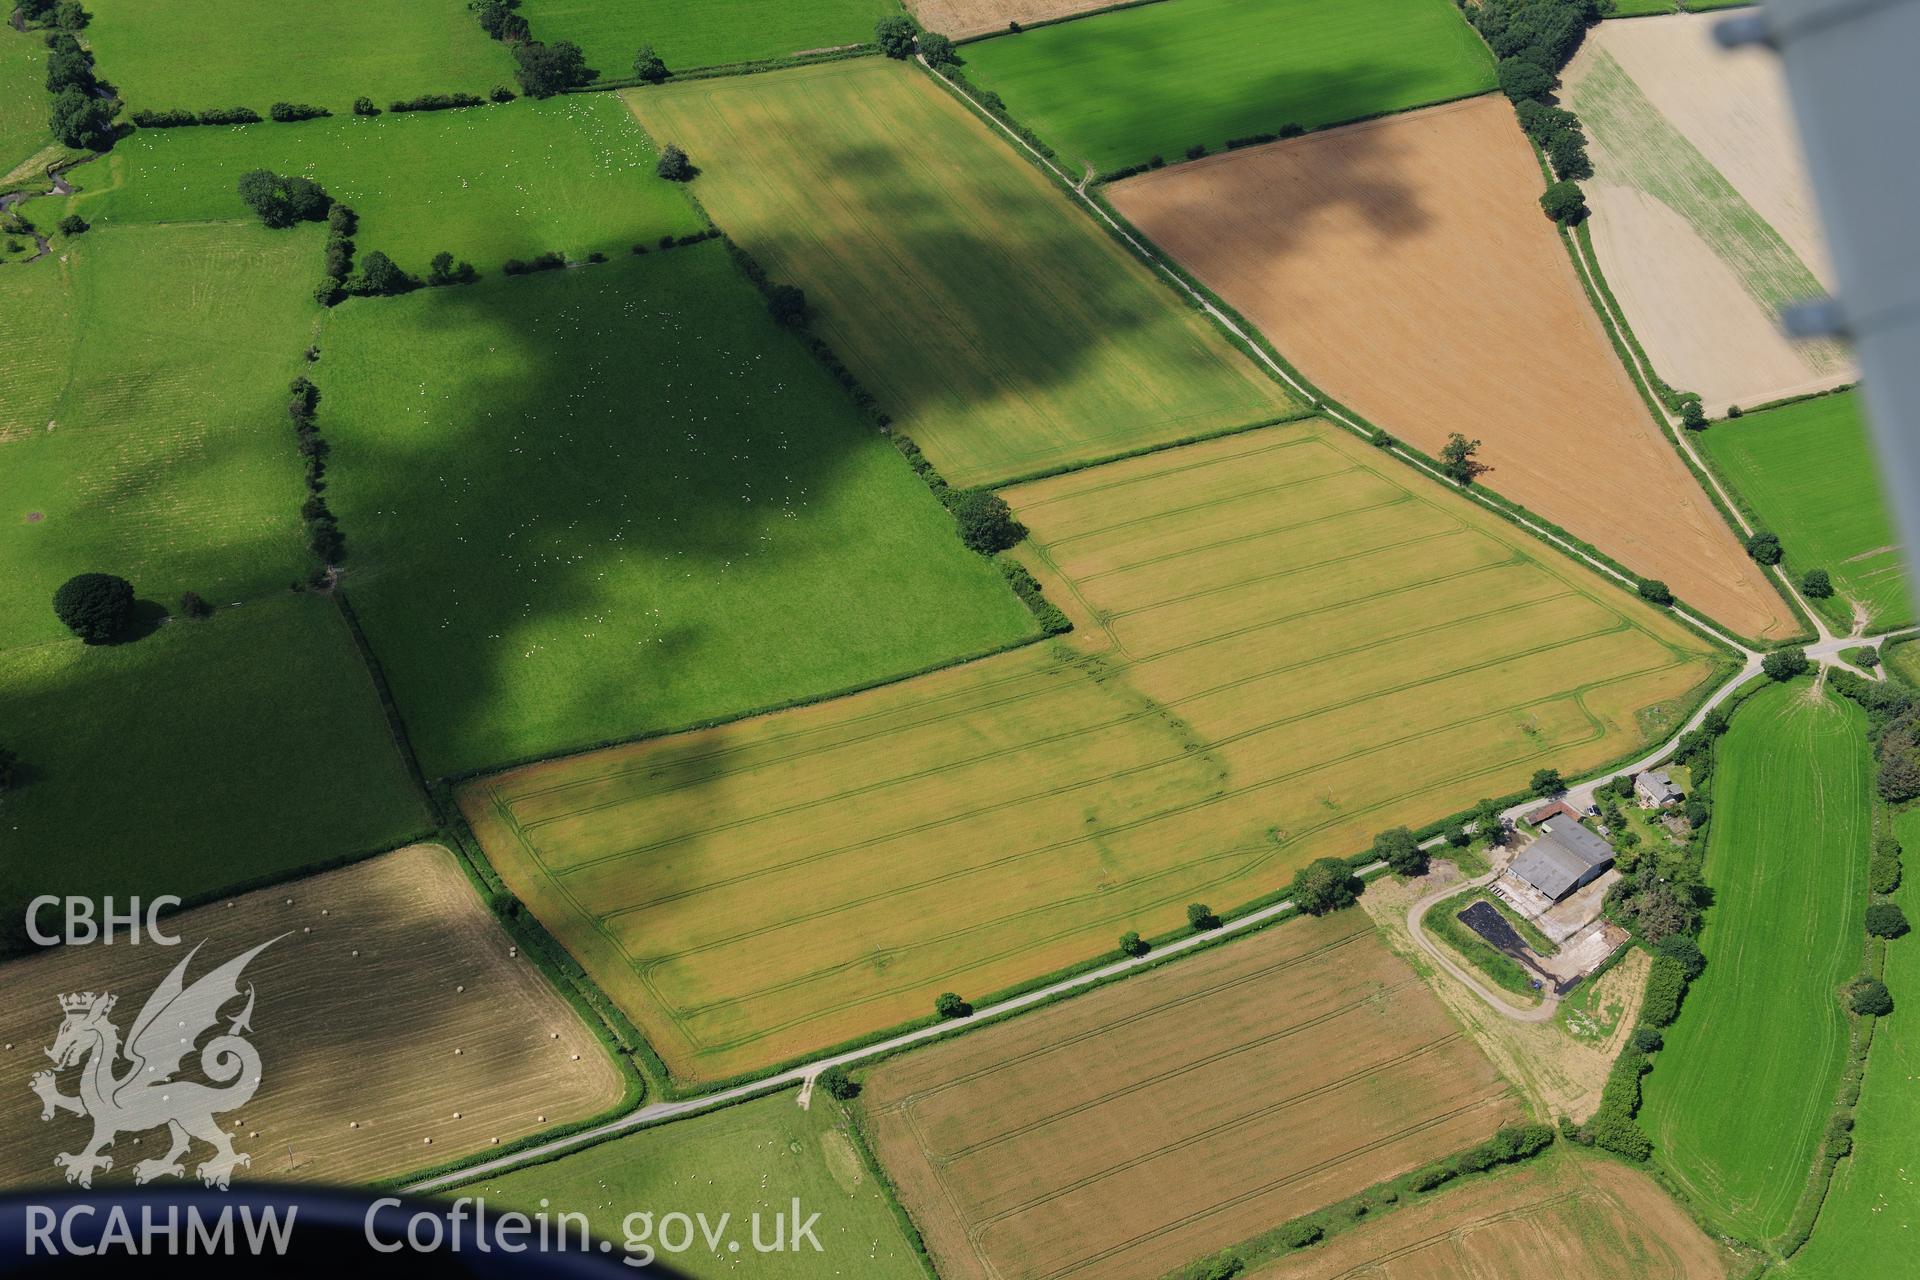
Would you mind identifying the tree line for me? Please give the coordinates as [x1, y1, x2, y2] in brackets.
[1463, 0, 1603, 226]
[470, 0, 593, 98]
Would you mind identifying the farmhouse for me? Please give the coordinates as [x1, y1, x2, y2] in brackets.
[1636, 768, 1684, 808]
[1510, 816, 1617, 902]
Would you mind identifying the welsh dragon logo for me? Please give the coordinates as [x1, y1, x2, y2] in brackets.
[29, 939, 279, 1189]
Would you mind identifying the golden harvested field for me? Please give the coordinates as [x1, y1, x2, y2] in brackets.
[0, 845, 622, 1190]
[1247, 1152, 1734, 1280]
[905, 0, 1117, 40]
[462, 421, 1715, 1083]
[626, 59, 1291, 489]
[1108, 97, 1797, 642]
[1566, 14, 1853, 412]
[862, 914, 1522, 1280]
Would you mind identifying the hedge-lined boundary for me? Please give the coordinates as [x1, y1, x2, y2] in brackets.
[1078, 172, 1758, 658]
[918, 60, 1349, 412]
[1582, 672, 1892, 1258]
[1092, 87, 1500, 183]
[710, 229, 1082, 636]
[585, 42, 879, 92]
[382, 820, 649, 1190]
[1653, 380, 1903, 635]
[983, 411, 1318, 491]
[999, 561, 1069, 634]
[950, 0, 1177, 45]
[1506, 46, 1816, 645]
[326, 589, 438, 814]
[1543, 162, 1816, 646]
[1166, 1126, 1558, 1280]
[1571, 220, 1686, 411]
[1765, 674, 1916, 1258]
[843, 1101, 940, 1280]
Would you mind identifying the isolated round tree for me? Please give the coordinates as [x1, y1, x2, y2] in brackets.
[950, 489, 1026, 554]
[53, 573, 134, 643]
[655, 144, 693, 182]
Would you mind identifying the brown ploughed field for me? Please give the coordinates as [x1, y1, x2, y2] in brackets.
[1108, 96, 1796, 642]
[861, 913, 1521, 1280]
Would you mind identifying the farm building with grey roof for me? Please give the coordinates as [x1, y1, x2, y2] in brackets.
[1510, 817, 1617, 901]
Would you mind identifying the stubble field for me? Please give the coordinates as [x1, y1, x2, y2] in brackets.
[64, 95, 706, 278]
[462, 421, 1717, 1082]
[627, 58, 1292, 489]
[0, 844, 622, 1190]
[1640, 682, 1871, 1244]
[1108, 97, 1796, 642]
[861, 913, 1521, 1280]
[1246, 1152, 1732, 1279]
[82, 0, 512, 115]
[319, 242, 1035, 780]
[1698, 391, 1910, 629]
[1565, 13, 1851, 412]
[956, 0, 1496, 174]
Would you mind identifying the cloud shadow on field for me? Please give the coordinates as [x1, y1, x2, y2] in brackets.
[313, 238, 1028, 781]
[312, 61, 1444, 784]
[969, 36, 1484, 175]
[1103, 85, 1452, 328]
[652, 59, 1439, 448]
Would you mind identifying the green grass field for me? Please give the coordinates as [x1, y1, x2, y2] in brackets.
[519, 0, 901, 79]
[0, 222, 320, 650]
[65, 95, 704, 278]
[957, 0, 1496, 173]
[0, 594, 432, 941]
[1783, 807, 1920, 1276]
[1608, 0, 1678, 14]
[1640, 681, 1871, 1245]
[319, 241, 1036, 779]
[630, 59, 1293, 488]
[1699, 392, 1911, 630]
[1885, 638, 1920, 689]
[0, 25, 51, 182]
[83, 0, 513, 114]
[459, 1091, 923, 1278]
